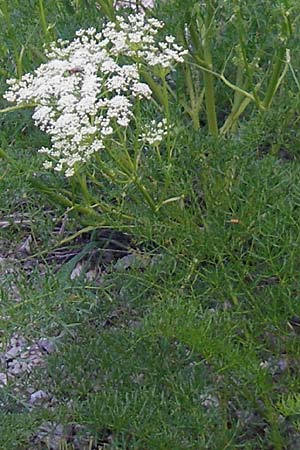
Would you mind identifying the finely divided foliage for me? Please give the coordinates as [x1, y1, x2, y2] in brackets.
[4, 14, 186, 177]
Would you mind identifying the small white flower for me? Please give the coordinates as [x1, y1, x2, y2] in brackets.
[43, 161, 53, 169]
[139, 118, 171, 145]
[114, 0, 155, 10]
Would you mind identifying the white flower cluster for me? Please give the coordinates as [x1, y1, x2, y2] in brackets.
[114, 0, 155, 10]
[139, 118, 170, 145]
[105, 14, 187, 68]
[4, 14, 186, 177]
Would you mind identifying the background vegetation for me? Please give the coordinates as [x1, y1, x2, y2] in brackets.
[1, 1, 300, 449]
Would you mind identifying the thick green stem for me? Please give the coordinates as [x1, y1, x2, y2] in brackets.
[0, 103, 37, 114]
[178, 27, 201, 129]
[188, 21, 204, 60]
[76, 173, 95, 205]
[220, 66, 249, 134]
[263, 47, 286, 109]
[30, 179, 102, 221]
[220, 96, 251, 135]
[141, 69, 166, 110]
[203, 68, 218, 136]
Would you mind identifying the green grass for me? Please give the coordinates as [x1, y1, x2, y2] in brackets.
[1, 1, 300, 449]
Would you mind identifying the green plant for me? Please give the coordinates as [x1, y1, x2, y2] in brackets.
[171, 0, 296, 135]
[1, 2, 300, 449]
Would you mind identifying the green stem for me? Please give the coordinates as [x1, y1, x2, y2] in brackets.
[220, 96, 251, 135]
[162, 73, 170, 120]
[133, 176, 157, 213]
[0, 147, 16, 165]
[38, 0, 52, 41]
[191, 58, 263, 107]
[220, 66, 250, 134]
[161, 71, 173, 162]
[203, 68, 218, 136]
[232, 66, 244, 114]
[0, 103, 37, 114]
[230, 66, 244, 133]
[71, 204, 101, 218]
[141, 69, 166, 109]
[202, 1, 218, 136]
[76, 172, 93, 205]
[184, 63, 200, 130]
[95, 0, 116, 21]
[188, 21, 204, 60]
[233, 1, 261, 107]
[104, 145, 157, 212]
[263, 47, 287, 109]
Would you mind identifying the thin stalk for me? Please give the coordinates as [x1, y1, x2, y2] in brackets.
[161, 71, 173, 162]
[104, 145, 157, 212]
[38, 0, 52, 42]
[202, 1, 218, 136]
[95, 0, 116, 21]
[184, 63, 200, 130]
[16, 46, 25, 79]
[191, 58, 263, 107]
[233, 1, 261, 107]
[94, 153, 122, 181]
[133, 176, 157, 213]
[288, 58, 300, 93]
[178, 26, 202, 129]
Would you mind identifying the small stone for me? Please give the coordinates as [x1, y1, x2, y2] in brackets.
[71, 262, 83, 280]
[17, 235, 32, 255]
[5, 346, 20, 359]
[85, 269, 97, 281]
[0, 372, 7, 386]
[277, 358, 288, 372]
[199, 393, 220, 409]
[29, 390, 49, 404]
[38, 339, 56, 354]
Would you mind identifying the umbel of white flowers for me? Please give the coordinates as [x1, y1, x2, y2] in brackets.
[4, 13, 186, 177]
[114, 0, 155, 10]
